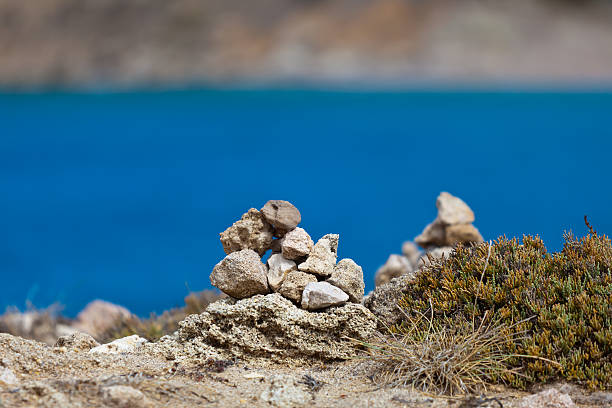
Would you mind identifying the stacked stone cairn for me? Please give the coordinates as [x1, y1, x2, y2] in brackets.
[210, 200, 365, 310]
[374, 192, 483, 286]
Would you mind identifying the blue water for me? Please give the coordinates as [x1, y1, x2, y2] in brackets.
[1, 89, 611, 317]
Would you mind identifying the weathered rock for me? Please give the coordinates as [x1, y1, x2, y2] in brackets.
[414, 219, 447, 248]
[417, 246, 454, 268]
[89, 335, 148, 354]
[281, 227, 314, 260]
[401, 241, 421, 267]
[277, 271, 317, 303]
[297, 235, 337, 277]
[219, 208, 274, 256]
[445, 223, 484, 245]
[54, 332, 100, 352]
[261, 200, 301, 236]
[102, 385, 152, 408]
[301, 282, 349, 310]
[436, 191, 475, 225]
[364, 273, 417, 328]
[73, 300, 132, 338]
[0, 366, 18, 385]
[374, 254, 412, 287]
[260, 375, 309, 408]
[327, 258, 364, 302]
[210, 249, 270, 299]
[267, 254, 297, 291]
[177, 294, 376, 361]
[518, 389, 577, 408]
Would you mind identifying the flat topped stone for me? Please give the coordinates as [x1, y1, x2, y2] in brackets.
[261, 200, 301, 234]
[211, 249, 270, 299]
[301, 281, 349, 310]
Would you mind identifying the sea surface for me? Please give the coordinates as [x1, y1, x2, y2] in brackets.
[1, 89, 611, 317]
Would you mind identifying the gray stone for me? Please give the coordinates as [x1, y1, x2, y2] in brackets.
[260, 375, 309, 408]
[297, 235, 337, 277]
[364, 273, 417, 328]
[177, 294, 376, 361]
[326, 258, 364, 303]
[89, 335, 148, 354]
[414, 219, 447, 248]
[102, 385, 152, 408]
[445, 223, 483, 245]
[54, 332, 100, 352]
[301, 282, 349, 310]
[518, 389, 577, 408]
[436, 191, 475, 225]
[261, 200, 301, 235]
[280, 227, 313, 260]
[219, 208, 274, 256]
[267, 254, 297, 291]
[210, 249, 270, 299]
[374, 254, 412, 287]
[277, 271, 317, 303]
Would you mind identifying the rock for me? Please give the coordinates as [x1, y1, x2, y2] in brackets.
[364, 273, 417, 328]
[436, 191, 475, 225]
[89, 335, 148, 354]
[102, 385, 152, 408]
[374, 254, 412, 287]
[54, 332, 100, 352]
[518, 389, 577, 408]
[414, 219, 447, 248]
[73, 300, 132, 338]
[219, 208, 274, 256]
[297, 235, 337, 277]
[210, 249, 270, 299]
[445, 223, 483, 245]
[267, 254, 297, 291]
[0, 366, 18, 386]
[277, 271, 317, 303]
[417, 246, 454, 268]
[261, 200, 301, 235]
[177, 293, 376, 361]
[260, 374, 309, 408]
[401, 241, 421, 267]
[301, 282, 349, 310]
[270, 238, 283, 254]
[39, 391, 78, 408]
[281, 227, 314, 260]
[326, 258, 364, 302]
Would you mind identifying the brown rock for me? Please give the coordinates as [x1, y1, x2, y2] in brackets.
[73, 300, 132, 338]
[414, 220, 447, 248]
[210, 249, 270, 299]
[436, 192, 475, 225]
[54, 332, 100, 352]
[445, 223, 483, 246]
[219, 208, 274, 256]
[261, 200, 301, 235]
[277, 271, 317, 302]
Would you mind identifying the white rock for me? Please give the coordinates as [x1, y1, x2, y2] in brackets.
[102, 385, 152, 408]
[267, 254, 297, 291]
[210, 249, 270, 299]
[297, 235, 338, 277]
[0, 367, 18, 385]
[89, 335, 148, 354]
[518, 388, 577, 408]
[436, 191, 475, 225]
[301, 282, 349, 311]
[260, 374, 309, 408]
[326, 258, 364, 303]
[281, 227, 314, 260]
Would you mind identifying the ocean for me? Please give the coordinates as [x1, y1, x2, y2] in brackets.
[1, 89, 611, 317]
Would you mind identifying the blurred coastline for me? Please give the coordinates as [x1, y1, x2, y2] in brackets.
[1, 0, 612, 89]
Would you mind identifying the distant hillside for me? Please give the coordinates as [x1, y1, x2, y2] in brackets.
[1, 0, 612, 88]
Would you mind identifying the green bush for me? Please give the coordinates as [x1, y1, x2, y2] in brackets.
[396, 228, 612, 389]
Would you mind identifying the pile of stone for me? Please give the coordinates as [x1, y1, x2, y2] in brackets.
[374, 192, 483, 287]
[210, 200, 365, 310]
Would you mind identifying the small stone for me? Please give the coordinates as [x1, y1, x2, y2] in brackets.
[327, 258, 364, 303]
[267, 254, 297, 291]
[219, 208, 274, 256]
[445, 223, 484, 245]
[261, 200, 301, 235]
[210, 249, 270, 299]
[414, 219, 447, 248]
[518, 389, 577, 408]
[297, 235, 337, 277]
[401, 241, 421, 267]
[260, 374, 309, 408]
[281, 227, 314, 260]
[102, 385, 152, 408]
[301, 282, 349, 310]
[54, 332, 100, 352]
[436, 192, 475, 225]
[277, 271, 317, 302]
[0, 366, 18, 386]
[89, 335, 148, 354]
[374, 254, 412, 287]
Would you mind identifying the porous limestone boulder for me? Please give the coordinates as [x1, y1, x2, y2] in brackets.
[177, 294, 376, 361]
[210, 249, 270, 299]
[445, 223, 483, 246]
[301, 282, 349, 310]
[260, 375, 309, 408]
[436, 191, 475, 225]
[267, 254, 297, 291]
[261, 200, 301, 236]
[326, 258, 364, 302]
[219, 208, 274, 256]
[280, 227, 313, 260]
[54, 332, 100, 352]
[297, 235, 338, 277]
[89, 335, 148, 354]
[364, 273, 417, 328]
[277, 271, 317, 303]
[374, 254, 412, 287]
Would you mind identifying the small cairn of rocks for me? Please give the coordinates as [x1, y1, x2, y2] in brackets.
[211, 200, 365, 310]
[374, 191, 483, 287]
